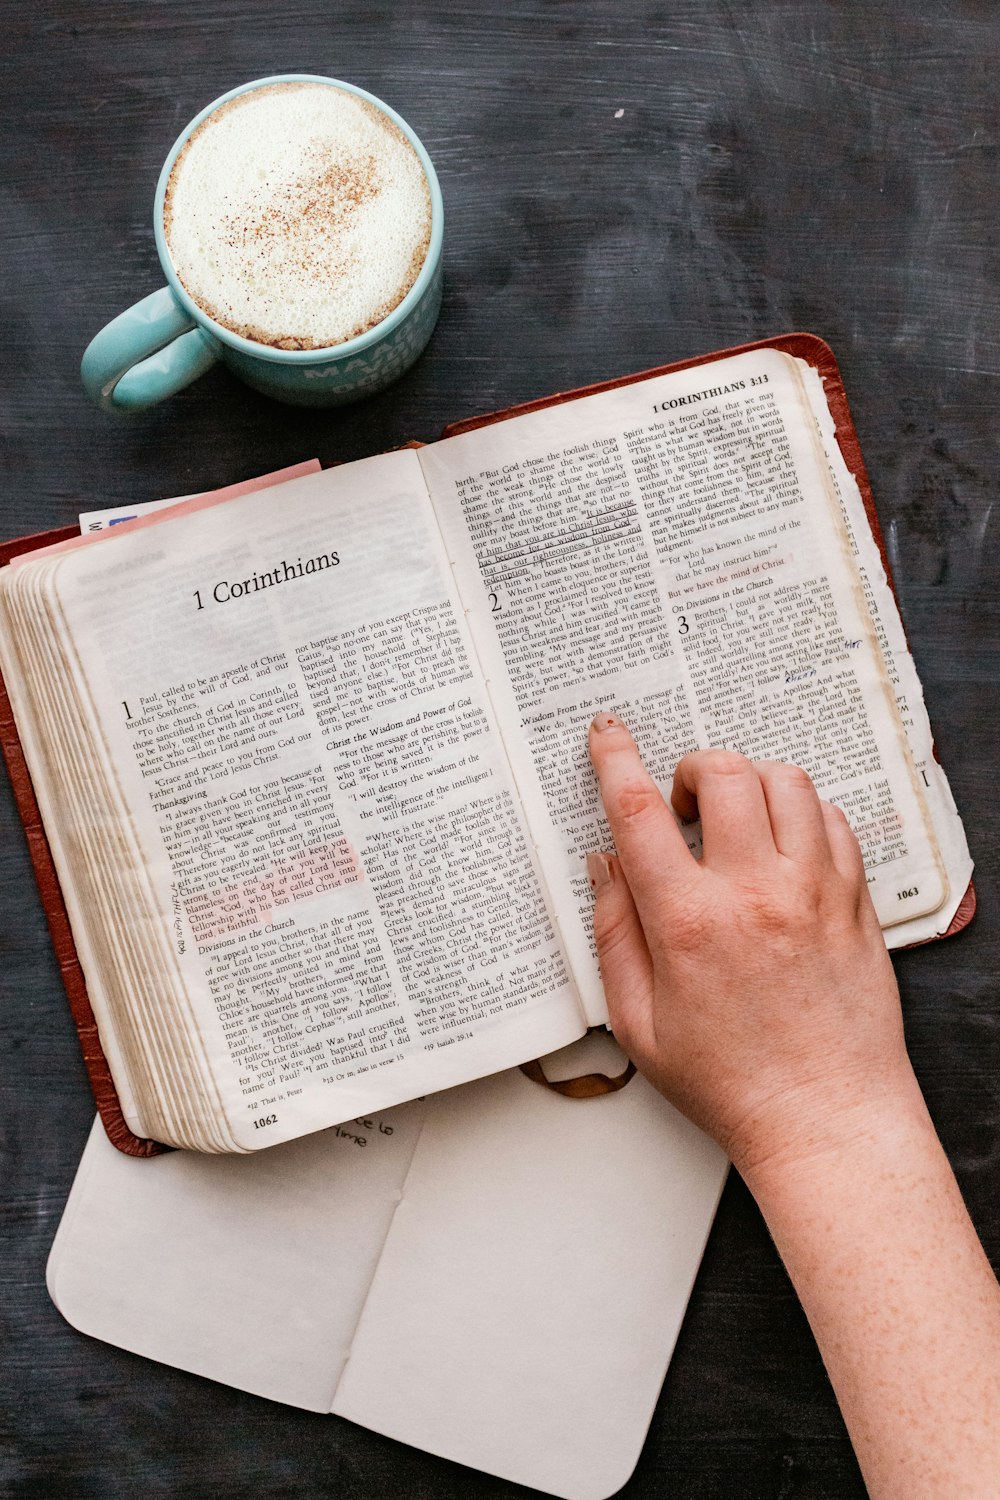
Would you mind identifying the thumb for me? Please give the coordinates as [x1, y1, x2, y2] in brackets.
[586, 852, 655, 1056]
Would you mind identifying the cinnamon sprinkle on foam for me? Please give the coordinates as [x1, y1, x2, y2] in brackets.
[163, 82, 432, 350]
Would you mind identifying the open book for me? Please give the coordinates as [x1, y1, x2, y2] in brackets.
[0, 336, 973, 1153]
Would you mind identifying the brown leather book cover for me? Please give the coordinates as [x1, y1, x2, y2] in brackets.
[0, 335, 974, 1156]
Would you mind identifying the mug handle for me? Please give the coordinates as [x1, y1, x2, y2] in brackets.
[81, 287, 220, 413]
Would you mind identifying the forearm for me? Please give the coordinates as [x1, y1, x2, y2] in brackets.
[742, 1079, 1000, 1500]
[584, 730, 1000, 1489]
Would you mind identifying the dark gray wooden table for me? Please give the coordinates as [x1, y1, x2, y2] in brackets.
[3, 4, 998, 1496]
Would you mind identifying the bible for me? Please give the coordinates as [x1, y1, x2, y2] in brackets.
[0, 335, 973, 1154]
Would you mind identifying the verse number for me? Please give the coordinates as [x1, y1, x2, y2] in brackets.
[488, 591, 503, 614]
[253, 1113, 278, 1129]
[897, 887, 919, 902]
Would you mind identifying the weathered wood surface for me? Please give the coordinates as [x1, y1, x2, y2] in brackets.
[2, 4, 998, 1495]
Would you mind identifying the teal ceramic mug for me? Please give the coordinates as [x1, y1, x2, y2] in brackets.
[81, 75, 444, 412]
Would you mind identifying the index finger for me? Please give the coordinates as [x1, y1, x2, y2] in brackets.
[588, 712, 696, 917]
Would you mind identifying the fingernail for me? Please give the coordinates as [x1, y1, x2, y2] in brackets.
[591, 710, 624, 734]
[586, 851, 616, 893]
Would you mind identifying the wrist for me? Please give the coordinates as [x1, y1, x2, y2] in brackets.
[730, 1063, 931, 1197]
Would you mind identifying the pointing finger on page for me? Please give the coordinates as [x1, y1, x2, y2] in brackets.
[587, 712, 696, 927]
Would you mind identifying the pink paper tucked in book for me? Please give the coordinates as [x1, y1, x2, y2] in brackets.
[11, 459, 322, 566]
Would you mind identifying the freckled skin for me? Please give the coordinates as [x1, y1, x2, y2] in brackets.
[587, 720, 1000, 1499]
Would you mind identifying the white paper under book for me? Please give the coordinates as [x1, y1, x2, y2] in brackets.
[49, 1049, 728, 1500]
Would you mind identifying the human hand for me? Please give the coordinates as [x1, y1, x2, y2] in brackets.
[586, 714, 917, 1176]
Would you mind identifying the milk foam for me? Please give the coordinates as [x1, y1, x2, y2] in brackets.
[163, 83, 433, 350]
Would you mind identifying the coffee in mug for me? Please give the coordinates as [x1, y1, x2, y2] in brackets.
[81, 75, 444, 412]
[162, 81, 432, 352]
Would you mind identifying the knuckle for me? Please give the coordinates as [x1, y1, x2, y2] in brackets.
[762, 760, 816, 794]
[741, 883, 800, 937]
[697, 748, 755, 779]
[614, 780, 665, 826]
[781, 763, 816, 793]
[592, 902, 637, 959]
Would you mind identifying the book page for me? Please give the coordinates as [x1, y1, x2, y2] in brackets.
[797, 364, 972, 944]
[2, 453, 583, 1149]
[419, 350, 949, 1023]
